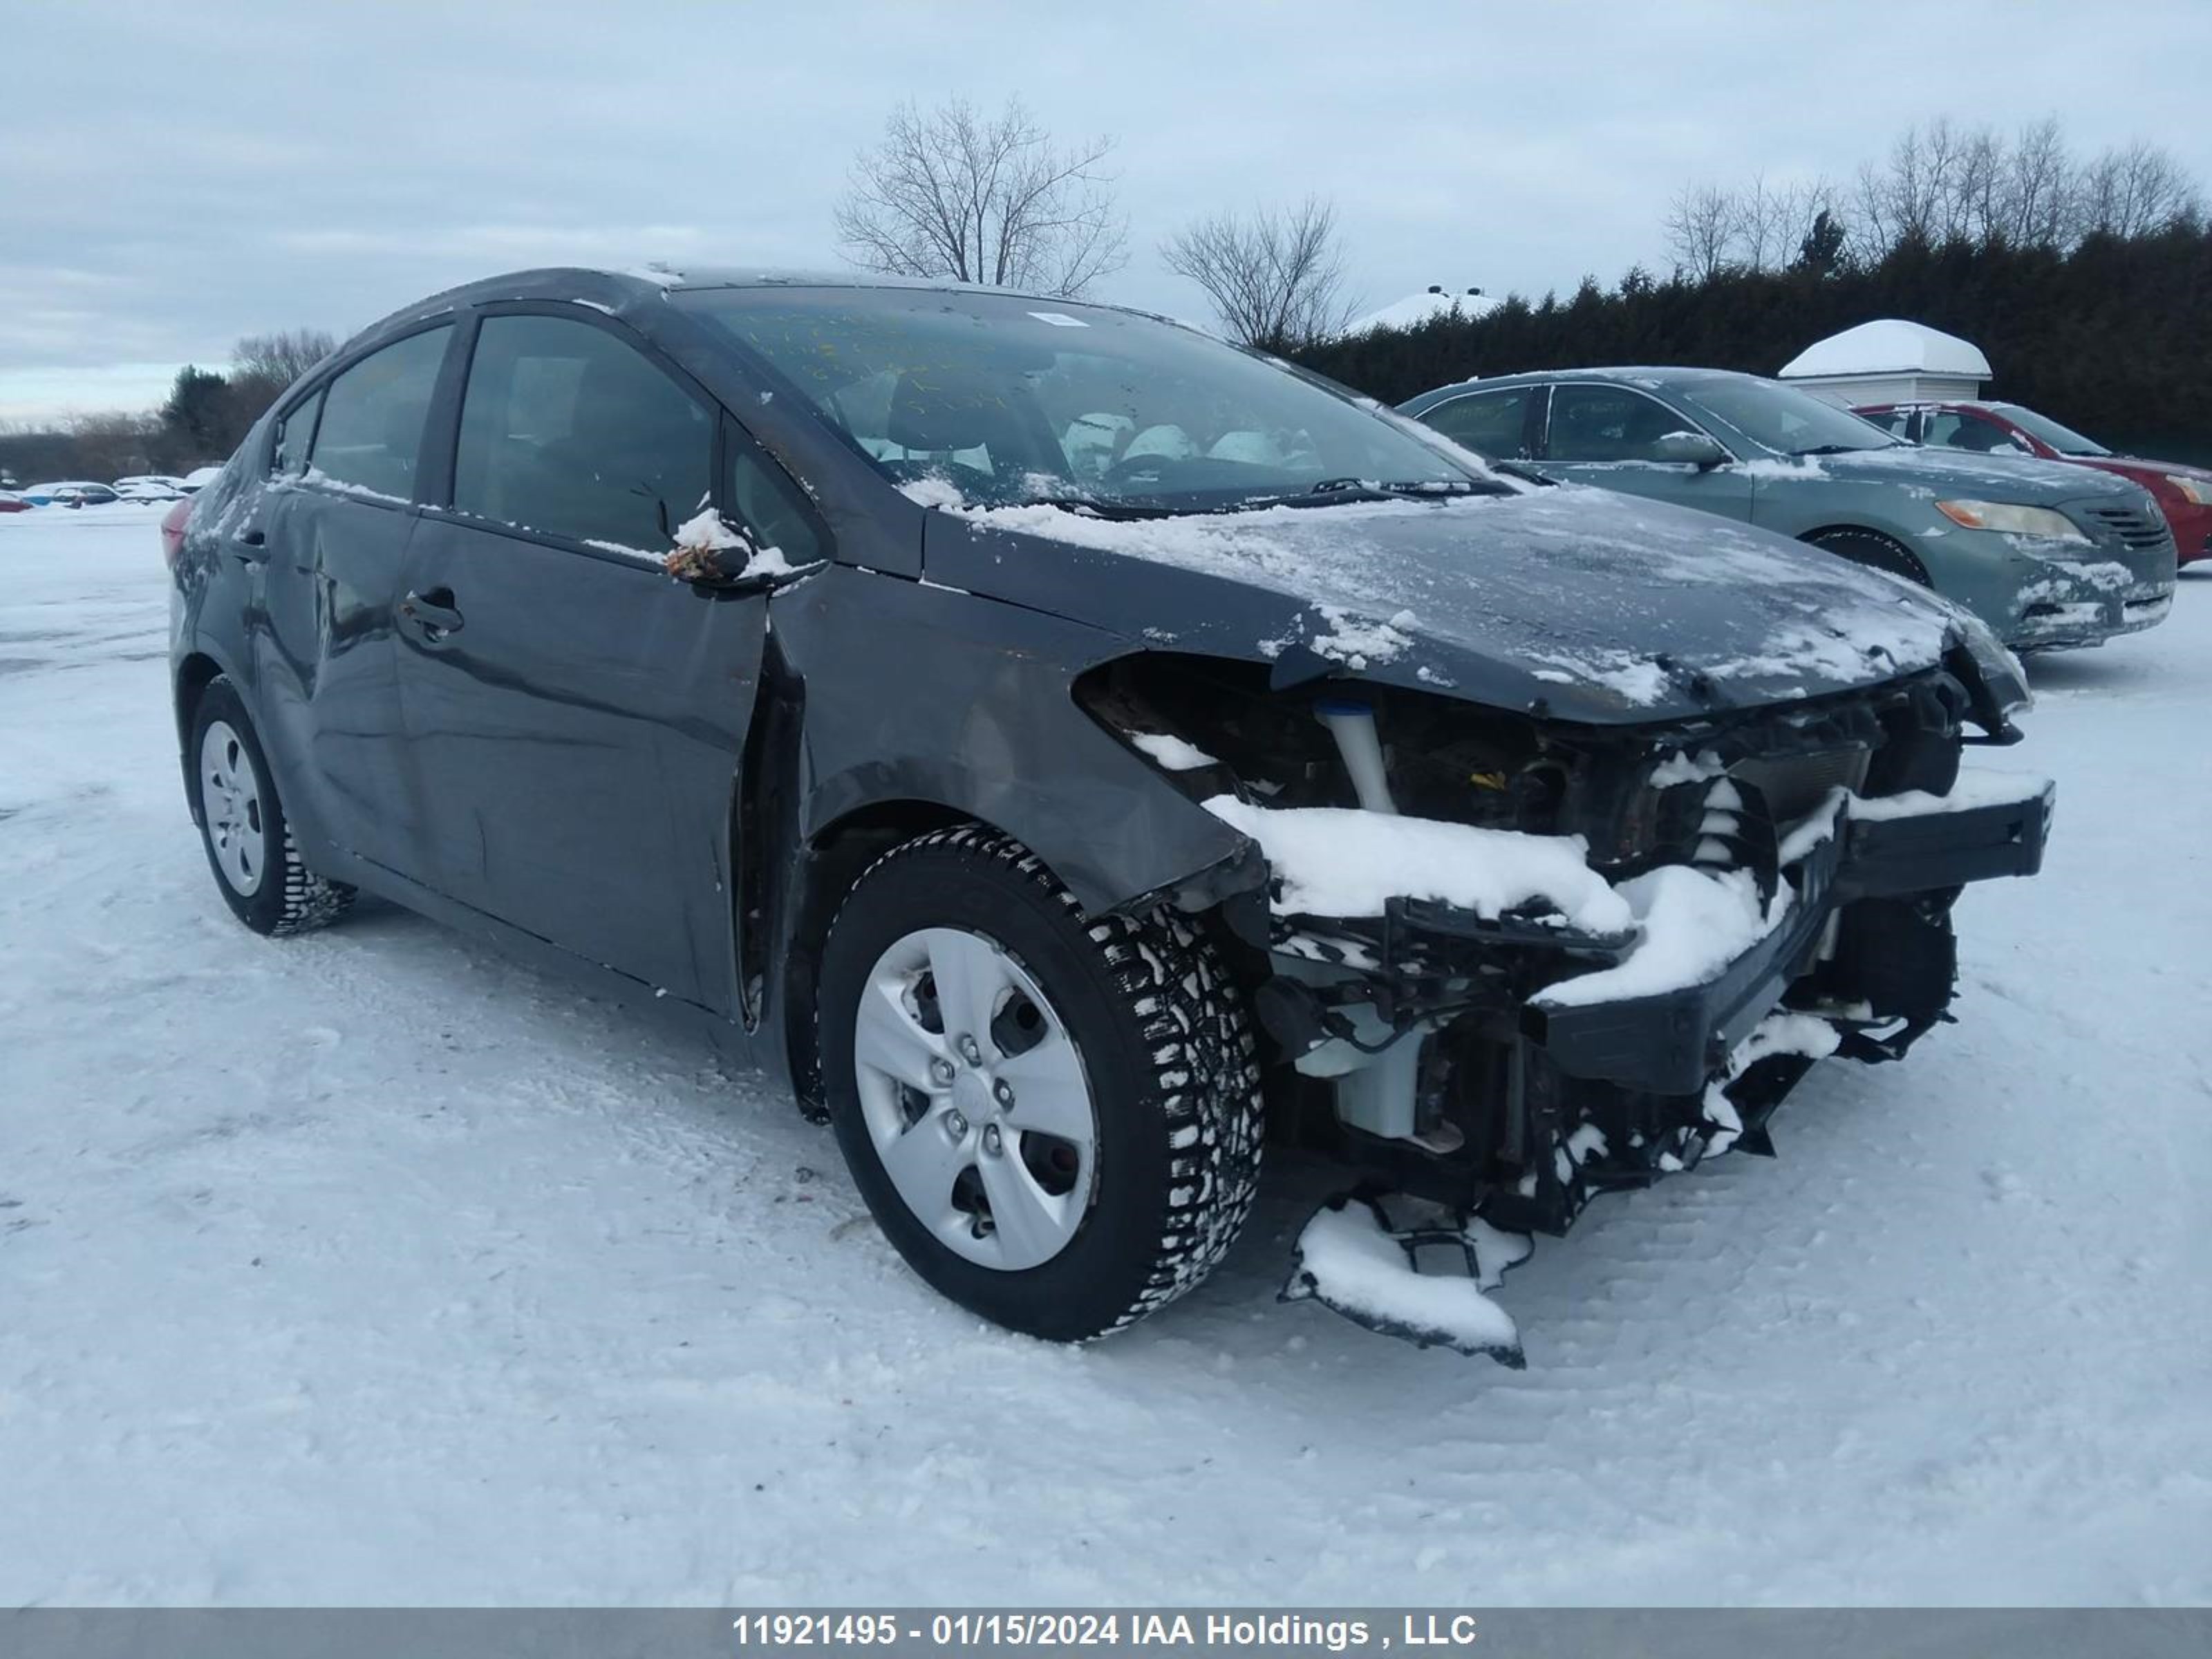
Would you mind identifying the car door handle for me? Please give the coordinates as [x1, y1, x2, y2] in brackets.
[399, 588, 465, 637]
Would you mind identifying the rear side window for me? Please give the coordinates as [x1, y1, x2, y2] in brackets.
[1923, 411, 2029, 456]
[1418, 386, 1535, 458]
[1857, 408, 1911, 440]
[308, 326, 451, 500]
[1545, 384, 1691, 462]
[454, 313, 713, 552]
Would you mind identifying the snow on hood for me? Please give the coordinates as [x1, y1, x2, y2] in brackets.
[1809, 443, 2146, 503]
[921, 486, 1959, 724]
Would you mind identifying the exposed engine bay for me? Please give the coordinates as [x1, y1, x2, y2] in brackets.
[1078, 648, 2053, 1360]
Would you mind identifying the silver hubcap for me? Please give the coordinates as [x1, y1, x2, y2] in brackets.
[199, 720, 266, 897]
[853, 927, 1098, 1271]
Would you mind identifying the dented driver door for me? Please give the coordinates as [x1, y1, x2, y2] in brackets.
[391, 307, 770, 1015]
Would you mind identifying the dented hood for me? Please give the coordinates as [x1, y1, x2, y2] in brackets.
[920, 485, 1960, 725]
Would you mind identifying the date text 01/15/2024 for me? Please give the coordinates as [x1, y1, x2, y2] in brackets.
[728, 1612, 1484, 1649]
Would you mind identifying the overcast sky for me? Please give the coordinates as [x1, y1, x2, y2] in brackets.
[6, 0, 2210, 423]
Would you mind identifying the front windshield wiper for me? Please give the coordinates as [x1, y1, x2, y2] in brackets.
[1015, 494, 1179, 521]
[1790, 442, 1889, 456]
[1230, 476, 1508, 512]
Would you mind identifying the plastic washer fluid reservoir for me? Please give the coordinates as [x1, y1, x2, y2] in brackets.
[1314, 698, 1398, 815]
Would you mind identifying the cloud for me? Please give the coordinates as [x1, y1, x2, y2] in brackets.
[3, 0, 2209, 422]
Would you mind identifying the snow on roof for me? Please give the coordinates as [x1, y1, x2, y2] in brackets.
[1344, 285, 1500, 337]
[1779, 319, 1991, 381]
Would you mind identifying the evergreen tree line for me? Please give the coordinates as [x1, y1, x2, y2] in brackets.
[1292, 225, 2212, 465]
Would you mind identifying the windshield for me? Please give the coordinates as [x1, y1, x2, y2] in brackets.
[1991, 403, 2110, 457]
[1678, 377, 1904, 457]
[675, 287, 1492, 512]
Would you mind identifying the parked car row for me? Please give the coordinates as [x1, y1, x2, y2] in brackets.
[162, 265, 2061, 1363]
[1400, 368, 2182, 653]
[7, 467, 225, 509]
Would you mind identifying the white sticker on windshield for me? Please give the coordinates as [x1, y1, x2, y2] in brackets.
[1027, 310, 1089, 328]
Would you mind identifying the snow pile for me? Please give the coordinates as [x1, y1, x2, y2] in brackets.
[898, 476, 968, 510]
[1534, 864, 1783, 1010]
[1201, 795, 1630, 933]
[1300, 604, 1419, 671]
[1849, 767, 2051, 821]
[1736, 456, 1829, 482]
[1283, 1201, 1521, 1362]
[1129, 733, 1218, 771]
[1699, 1013, 1844, 1156]
[662, 508, 821, 582]
[1526, 647, 1672, 704]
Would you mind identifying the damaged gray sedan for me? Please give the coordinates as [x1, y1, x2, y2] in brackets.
[169, 269, 2052, 1362]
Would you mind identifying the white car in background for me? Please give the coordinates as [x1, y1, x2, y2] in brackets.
[180, 465, 225, 493]
[113, 474, 187, 501]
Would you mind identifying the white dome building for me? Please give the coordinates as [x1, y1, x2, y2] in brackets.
[1777, 319, 1991, 406]
[1342, 285, 1500, 337]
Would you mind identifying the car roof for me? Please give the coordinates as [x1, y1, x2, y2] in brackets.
[371, 264, 1181, 341]
[1407, 364, 1758, 406]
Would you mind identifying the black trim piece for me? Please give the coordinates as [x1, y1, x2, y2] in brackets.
[1519, 785, 2052, 1094]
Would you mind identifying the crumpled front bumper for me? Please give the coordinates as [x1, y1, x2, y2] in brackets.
[1512, 777, 2054, 1095]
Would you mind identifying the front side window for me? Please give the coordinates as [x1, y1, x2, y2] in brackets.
[454, 313, 713, 552]
[1544, 384, 1696, 462]
[308, 326, 451, 500]
[1923, 411, 2030, 456]
[1419, 386, 1534, 458]
[675, 286, 1496, 514]
[1856, 407, 1912, 440]
[1678, 377, 1902, 457]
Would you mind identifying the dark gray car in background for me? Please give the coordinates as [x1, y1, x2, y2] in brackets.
[169, 270, 2052, 1361]
[1402, 367, 2177, 650]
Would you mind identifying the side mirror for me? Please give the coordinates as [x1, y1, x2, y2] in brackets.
[662, 510, 822, 592]
[1651, 430, 1730, 469]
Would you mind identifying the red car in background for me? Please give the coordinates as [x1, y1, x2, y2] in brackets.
[1856, 400, 2210, 568]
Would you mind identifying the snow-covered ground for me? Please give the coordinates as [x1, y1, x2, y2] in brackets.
[2, 504, 2207, 1606]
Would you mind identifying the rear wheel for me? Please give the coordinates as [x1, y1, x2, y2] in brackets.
[188, 677, 354, 936]
[818, 825, 1263, 1342]
[1805, 527, 1931, 586]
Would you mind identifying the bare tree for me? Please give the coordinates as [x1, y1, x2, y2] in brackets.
[1663, 182, 1738, 279]
[2078, 140, 2202, 239]
[232, 329, 338, 388]
[227, 328, 339, 429]
[833, 97, 1127, 298]
[1161, 197, 1356, 350]
[2000, 115, 2074, 246]
[1734, 174, 1787, 272]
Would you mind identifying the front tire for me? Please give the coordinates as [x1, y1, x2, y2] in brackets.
[188, 676, 354, 937]
[818, 826, 1263, 1342]
[1805, 527, 1932, 585]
